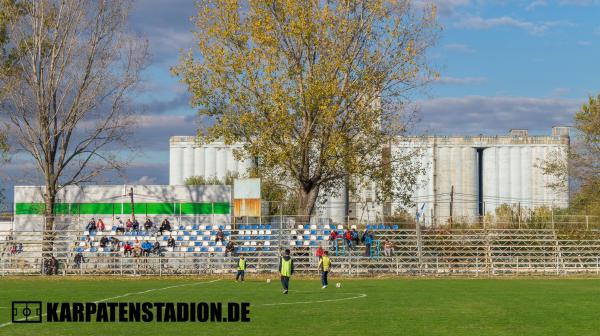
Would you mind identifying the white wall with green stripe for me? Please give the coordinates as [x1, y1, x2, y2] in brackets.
[13, 185, 232, 231]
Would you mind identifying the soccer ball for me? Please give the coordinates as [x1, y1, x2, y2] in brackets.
[336, 282, 341, 288]
[266, 278, 271, 283]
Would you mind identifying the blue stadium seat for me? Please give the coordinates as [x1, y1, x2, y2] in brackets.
[75, 247, 84, 253]
[385, 225, 391, 230]
[378, 224, 384, 230]
[179, 225, 185, 230]
[304, 224, 310, 230]
[205, 225, 212, 230]
[310, 241, 317, 246]
[177, 236, 183, 241]
[239, 225, 246, 230]
[195, 242, 202, 246]
[163, 236, 168, 241]
[192, 225, 199, 230]
[215, 247, 222, 252]
[190, 236, 196, 241]
[393, 225, 398, 230]
[111, 226, 117, 231]
[252, 225, 259, 230]
[196, 231, 203, 235]
[90, 247, 97, 252]
[203, 236, 210, 241]
[263, 247, 270, 251]
[317, 236, 323, 240]
[103, 247, 111, 252]
[184, 231, 190, 235]
[209, 242, 216, 246]
[266, 224, 272, 230]
[324, 230, 330, 235]
[201, 247, 208, 252]
[310, 230, 317, 235]
[187, 247, 194, 252]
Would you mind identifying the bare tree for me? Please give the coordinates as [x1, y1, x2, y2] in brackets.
[0, 0, 147, 254]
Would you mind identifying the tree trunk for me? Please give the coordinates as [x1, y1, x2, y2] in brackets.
[42, 187, 56, 260]
[296, 185, 320, 224]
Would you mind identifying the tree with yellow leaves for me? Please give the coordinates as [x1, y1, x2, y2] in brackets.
[175, 0, 439, 219]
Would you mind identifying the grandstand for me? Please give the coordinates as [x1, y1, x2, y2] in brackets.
[2, 214, 600, 276]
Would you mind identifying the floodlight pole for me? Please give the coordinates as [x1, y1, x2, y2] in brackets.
[129, 187, 135, 221]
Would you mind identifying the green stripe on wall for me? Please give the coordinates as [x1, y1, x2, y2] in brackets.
[15, 202, 230, 215]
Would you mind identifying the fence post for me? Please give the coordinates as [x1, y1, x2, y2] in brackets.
[586, 216, 589, 231]
[416, 223, 422, 274]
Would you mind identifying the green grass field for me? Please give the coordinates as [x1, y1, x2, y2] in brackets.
[1, 276, 600, 335]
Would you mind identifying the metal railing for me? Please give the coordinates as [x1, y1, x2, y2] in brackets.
[4, 226, 600, 276]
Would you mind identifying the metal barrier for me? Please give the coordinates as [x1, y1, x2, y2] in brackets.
[3, 228, 600, 276]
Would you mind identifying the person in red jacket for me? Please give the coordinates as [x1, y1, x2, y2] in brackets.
[316, 244, 324, 259]
[96, 218, 105, 231]
[344, 229, 353, 249]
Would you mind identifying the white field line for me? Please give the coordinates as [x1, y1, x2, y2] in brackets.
[0, 279, 221, 328]
[259, 292, 367, 306]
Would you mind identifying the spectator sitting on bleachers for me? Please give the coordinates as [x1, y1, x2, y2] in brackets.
[133, 239, 141, 256]
[16, 243, 23, 254]
[225, 241, 235, 257]
[329, 230, 338, 240]
[9, 245, 17, 255]
[111, 237, 120, 250]
[126, 218, 133, 231]
[215, 228, 225, 243]
[144, 218, 153, 231]
[159, 218, 171, 234]
[97, 218, 105, 231]
[167, 235, 175, 248]
[86, 218, 96, 233]
[152, 241, 161, 255]
[99, 235, 109, 248]
[123, 241, 133, 256]
[115, 217, 125, 234]
[132, 218, 140, 231]
[141, 241, 153, 256]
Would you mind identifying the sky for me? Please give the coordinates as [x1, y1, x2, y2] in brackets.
[1, 0, 599, 206]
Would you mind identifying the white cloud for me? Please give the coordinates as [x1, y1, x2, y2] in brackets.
[414, 95, 578, 135]
[456, 16, 574, 35]
[526, 0, 548, 10]
[443, 43, 475, 53]
[435, 76, 487, 85]
[559, 0, 600, 5]
[131, 175, 158, 185]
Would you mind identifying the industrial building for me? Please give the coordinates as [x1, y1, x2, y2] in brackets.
[169, 127, 570, 224]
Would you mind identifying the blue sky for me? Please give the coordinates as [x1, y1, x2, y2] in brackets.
[1, 0, 599, 206]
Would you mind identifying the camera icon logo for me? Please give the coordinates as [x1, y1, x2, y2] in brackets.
[12, 301, 42, 323]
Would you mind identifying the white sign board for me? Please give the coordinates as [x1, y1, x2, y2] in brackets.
[233, 178, 261, 199]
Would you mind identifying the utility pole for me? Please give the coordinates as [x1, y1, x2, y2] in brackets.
[128, 187, 135, 221]
[449, 185, 454, 229]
